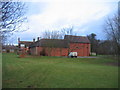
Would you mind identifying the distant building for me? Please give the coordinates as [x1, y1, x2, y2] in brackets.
[18, 38, 33, 54]
[18, 35, 91, 56]
[2, 45, 18, 53]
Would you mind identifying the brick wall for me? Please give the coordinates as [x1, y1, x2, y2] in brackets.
[30, 47, 37, 55]
[30, 43, 90, 56]
[30, 47, 68, 56]
[69, 43, 90, 56]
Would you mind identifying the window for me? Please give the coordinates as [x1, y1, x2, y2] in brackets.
[2, 49, 6, 52]
[21, 44, 25, 47]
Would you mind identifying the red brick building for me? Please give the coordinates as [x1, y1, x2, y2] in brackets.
[30, 39, 69, 56]
[18, 35, 90, 56]
[18, 38, 33, 54]
[64, 35, 90, 56]
[2, 45, 18, 53]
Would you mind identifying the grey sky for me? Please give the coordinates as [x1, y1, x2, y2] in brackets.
[7, 0, 119, 45]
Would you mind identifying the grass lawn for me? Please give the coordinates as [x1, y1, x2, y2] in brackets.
[2, 53, 118, 88]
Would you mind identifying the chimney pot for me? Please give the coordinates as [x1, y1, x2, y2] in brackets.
[33, 38, 35, 42]
[18, 38, 20, 42]
[37, 37, 40, 41]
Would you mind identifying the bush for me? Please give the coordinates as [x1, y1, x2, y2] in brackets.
[40, 48, 47, 56]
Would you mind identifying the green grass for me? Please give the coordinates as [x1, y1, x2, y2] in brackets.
[2, 53, 118, 88]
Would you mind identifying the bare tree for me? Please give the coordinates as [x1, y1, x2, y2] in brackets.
[103, 13, 120, 58]
[42, 30, 61, 39]
[42, 26, 75, 39]
[0, 1, 28, 44]
[97, 40, 115, 55]
[60, 26, 76, 38]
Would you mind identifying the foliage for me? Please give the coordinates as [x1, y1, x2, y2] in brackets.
[103, 13, 120, 57]
[97, 40, 115, 55]
[87, 33, 99, 55]
[40, 48, 47, 56]
[0, 1, 28, 44]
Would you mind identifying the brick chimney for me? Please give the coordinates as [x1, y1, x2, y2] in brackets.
[33, 38, 35, 42]
[18, 38, 20, 48]
[18, 38, 20, 42]
[37, 37, 40, 41]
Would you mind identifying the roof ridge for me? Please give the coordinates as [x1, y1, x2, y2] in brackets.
[65, 35, 87, 37]
[41, 39, 67, 41]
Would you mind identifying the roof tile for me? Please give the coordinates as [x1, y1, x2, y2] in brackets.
[64, 35, 90, 43]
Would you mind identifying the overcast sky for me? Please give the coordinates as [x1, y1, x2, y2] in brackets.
[7, 0, 119, 45]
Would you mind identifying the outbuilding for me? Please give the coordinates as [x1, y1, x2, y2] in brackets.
[18, 35, 90, 56]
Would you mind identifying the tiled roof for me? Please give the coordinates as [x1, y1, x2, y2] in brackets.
[2, 45, 18, 49]
[19, 41, 33, 44]
[19, 41, 33, 47]
[27, 35, 90, 48]
[30, 39, 69, 48]
[64, 35, 90, 43]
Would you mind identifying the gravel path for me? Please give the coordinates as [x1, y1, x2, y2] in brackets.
[77, 56, 98, 58]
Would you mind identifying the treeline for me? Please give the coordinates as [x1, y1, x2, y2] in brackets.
[42, 27, 119, 57]
[87, 33, 119, 55]
[88, 13, 120, 59]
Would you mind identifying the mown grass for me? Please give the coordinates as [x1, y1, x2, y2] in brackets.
[2, 53, 118, 88]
